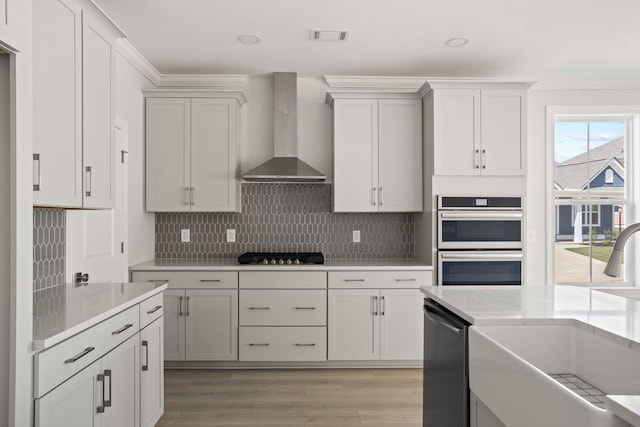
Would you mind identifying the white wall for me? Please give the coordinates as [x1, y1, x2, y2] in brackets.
[0, 52, 10, 426]
[241, 76, 333, 181]
[526, 88, 640, 286]
[115, 51, 156, 266]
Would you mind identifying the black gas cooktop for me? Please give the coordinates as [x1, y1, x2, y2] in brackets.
[237, 252, 325, 265]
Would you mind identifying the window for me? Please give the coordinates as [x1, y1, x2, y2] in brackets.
[553, 116, 631, 284]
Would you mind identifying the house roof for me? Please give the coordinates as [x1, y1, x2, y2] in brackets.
[554, 137, 624, 190]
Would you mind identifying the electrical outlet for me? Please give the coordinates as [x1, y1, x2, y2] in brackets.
[180, 229, 190, 243]
[227, 229, 236, 243]
[353, 230, 361, 243]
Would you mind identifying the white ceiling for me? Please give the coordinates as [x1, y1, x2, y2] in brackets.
[95, 0, 640, 85]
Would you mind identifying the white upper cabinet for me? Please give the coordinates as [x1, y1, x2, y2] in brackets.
[0, 0, 19, 49]
[331, 96, 422, 212]
[144, 93, 244, 212]
[33, 0, 123, 208]
[429, 83, 528, 176]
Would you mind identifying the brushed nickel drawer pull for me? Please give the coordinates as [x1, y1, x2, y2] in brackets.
[373, 295, 378, 316]
[148, 279, 168, 283]
[186, 296, 190, 316]
[248, 343, 270, 346]
[146, 305, 162, 314]
[200, 279, 221, 282]
[248, 307, 270, 310]
[394, 278, 417, 282]
[344, 279, 365, 282]
[294, 307, 316, 310]
[294, 343, 316, 347]
[103, 369, 112, 408]
[97, 372, 105, 413]
[112, 323, 133, 335]
[64, 346, 95, 364]
[179, 296, 183, 316]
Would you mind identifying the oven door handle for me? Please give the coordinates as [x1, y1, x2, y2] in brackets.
[439, 252, 523, 261]
[439, 212, 523, 220]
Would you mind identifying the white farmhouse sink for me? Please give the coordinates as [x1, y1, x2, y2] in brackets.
[469, 324, 640, 427]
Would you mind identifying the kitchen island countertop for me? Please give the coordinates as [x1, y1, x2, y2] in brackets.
[33, 281, 167, 351]
[420, 285, 640, 350]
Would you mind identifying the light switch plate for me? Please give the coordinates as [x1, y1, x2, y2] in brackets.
[353, 230, 361, 243]
[227, 229, 236, 243]
[181, 229, 190, 243]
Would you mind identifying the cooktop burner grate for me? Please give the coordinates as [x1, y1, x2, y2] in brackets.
[237, 252, 325, 265]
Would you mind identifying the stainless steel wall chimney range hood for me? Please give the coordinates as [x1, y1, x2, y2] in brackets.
[242, 72, 326, 182]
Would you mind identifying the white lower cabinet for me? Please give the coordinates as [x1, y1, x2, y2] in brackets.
[140, 317, 164, 427]
[34, 291, 165, 427]
[327, 271, 426, 361]
[164, 288, 238, 361]
[35, 335, 138, 427]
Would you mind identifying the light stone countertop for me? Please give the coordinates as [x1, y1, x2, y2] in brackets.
[420, 285, 640, 350]
[33, 281, 167, 351]
[130, 258, 433, 271]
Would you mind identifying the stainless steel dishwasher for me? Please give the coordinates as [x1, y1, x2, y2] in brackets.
[423, 298, 471, 427]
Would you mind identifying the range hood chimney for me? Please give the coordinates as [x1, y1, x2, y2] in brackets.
[242, 72, 327, 182]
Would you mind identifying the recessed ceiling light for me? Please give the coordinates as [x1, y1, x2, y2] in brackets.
[445, 37, 470, 48]
[238, 34, 262, 45]
[310, 29, 350, 42]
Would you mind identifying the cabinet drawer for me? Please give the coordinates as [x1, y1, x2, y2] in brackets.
[328, 270, 432, 288]
[239, 271, 326, 289]
[239, 327, 327, 361]
[34, 305, 139, 398]
[239, 290, 326, 326]
[131, 271, 238, 289]
[139, 291, 164, 329]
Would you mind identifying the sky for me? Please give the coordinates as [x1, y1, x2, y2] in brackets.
[554, 120, 625, 163]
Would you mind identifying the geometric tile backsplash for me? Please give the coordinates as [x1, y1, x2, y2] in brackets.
[33, 208, 66, 292]
[156, 183, 415, 259]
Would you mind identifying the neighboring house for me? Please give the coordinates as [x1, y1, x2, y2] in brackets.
[555, 137, 625, 241]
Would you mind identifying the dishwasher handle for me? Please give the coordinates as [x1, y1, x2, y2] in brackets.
[424, 300, 468, 335]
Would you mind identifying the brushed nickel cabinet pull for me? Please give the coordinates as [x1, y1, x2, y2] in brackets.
[142, 340, 149, 371]
[64, 346, 95, 364]
[97, 373, 105, 413]
[112, 323, 133, 335]
[186, 296, 190, 316]
[148, 279, 168, 283]
[200, 279, 221, 282]
[147, 305, 162, 314]
[344, 279, 365, 282]
[179, 296, 183, 316]
[103, 369, 112, 408]
[394, 278, 417, 282]
[248, 307, 270, 310]
[33, 154, 41, 191]
[294, 307, 316, 310]
[379, 187, 383, 206]
[248, 343, 270, 346]
[381, 295, 386, 316]
[373, 295, 378, 316]
[85, 166, 92, 197]
[295, 343, 316, 347]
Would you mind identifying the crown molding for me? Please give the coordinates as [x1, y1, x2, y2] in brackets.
[116, 39, 248, 94]
[324, 75, 427, 93]
[419, 79, 537, 97]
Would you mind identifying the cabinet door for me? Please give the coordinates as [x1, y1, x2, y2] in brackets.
[140, 318, 164, 427]
[35, 360, 101, 427]
[146, 98, 191, 212]
[82, 11, 115, 209]
[333, 99, 378, 212]
[101, 336, 138, 427]
[163, 289, 186, 361]
[378, 99, 422, 212]
[0, 0, 17, 48]
[481, 90, 525, 175]
[33, 0, 82, 207]
[433, 89, 481, 176]
[185, 289, 238, 361]
[379, 289, 424, 360]
[190, 98, 239, 212]
[328, 289, 380, 360]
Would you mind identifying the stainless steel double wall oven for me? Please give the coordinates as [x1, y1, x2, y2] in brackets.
[437, 196, 523, 285]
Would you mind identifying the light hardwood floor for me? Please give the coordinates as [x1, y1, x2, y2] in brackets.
[157, 368, 423, 426]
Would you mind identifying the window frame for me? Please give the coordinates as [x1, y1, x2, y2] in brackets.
[547, 106, 640, 286]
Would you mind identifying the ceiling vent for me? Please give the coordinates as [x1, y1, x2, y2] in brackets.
[310, 29, 350, 42]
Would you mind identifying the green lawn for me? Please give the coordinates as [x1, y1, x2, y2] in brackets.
[565, 245, 616, 263]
